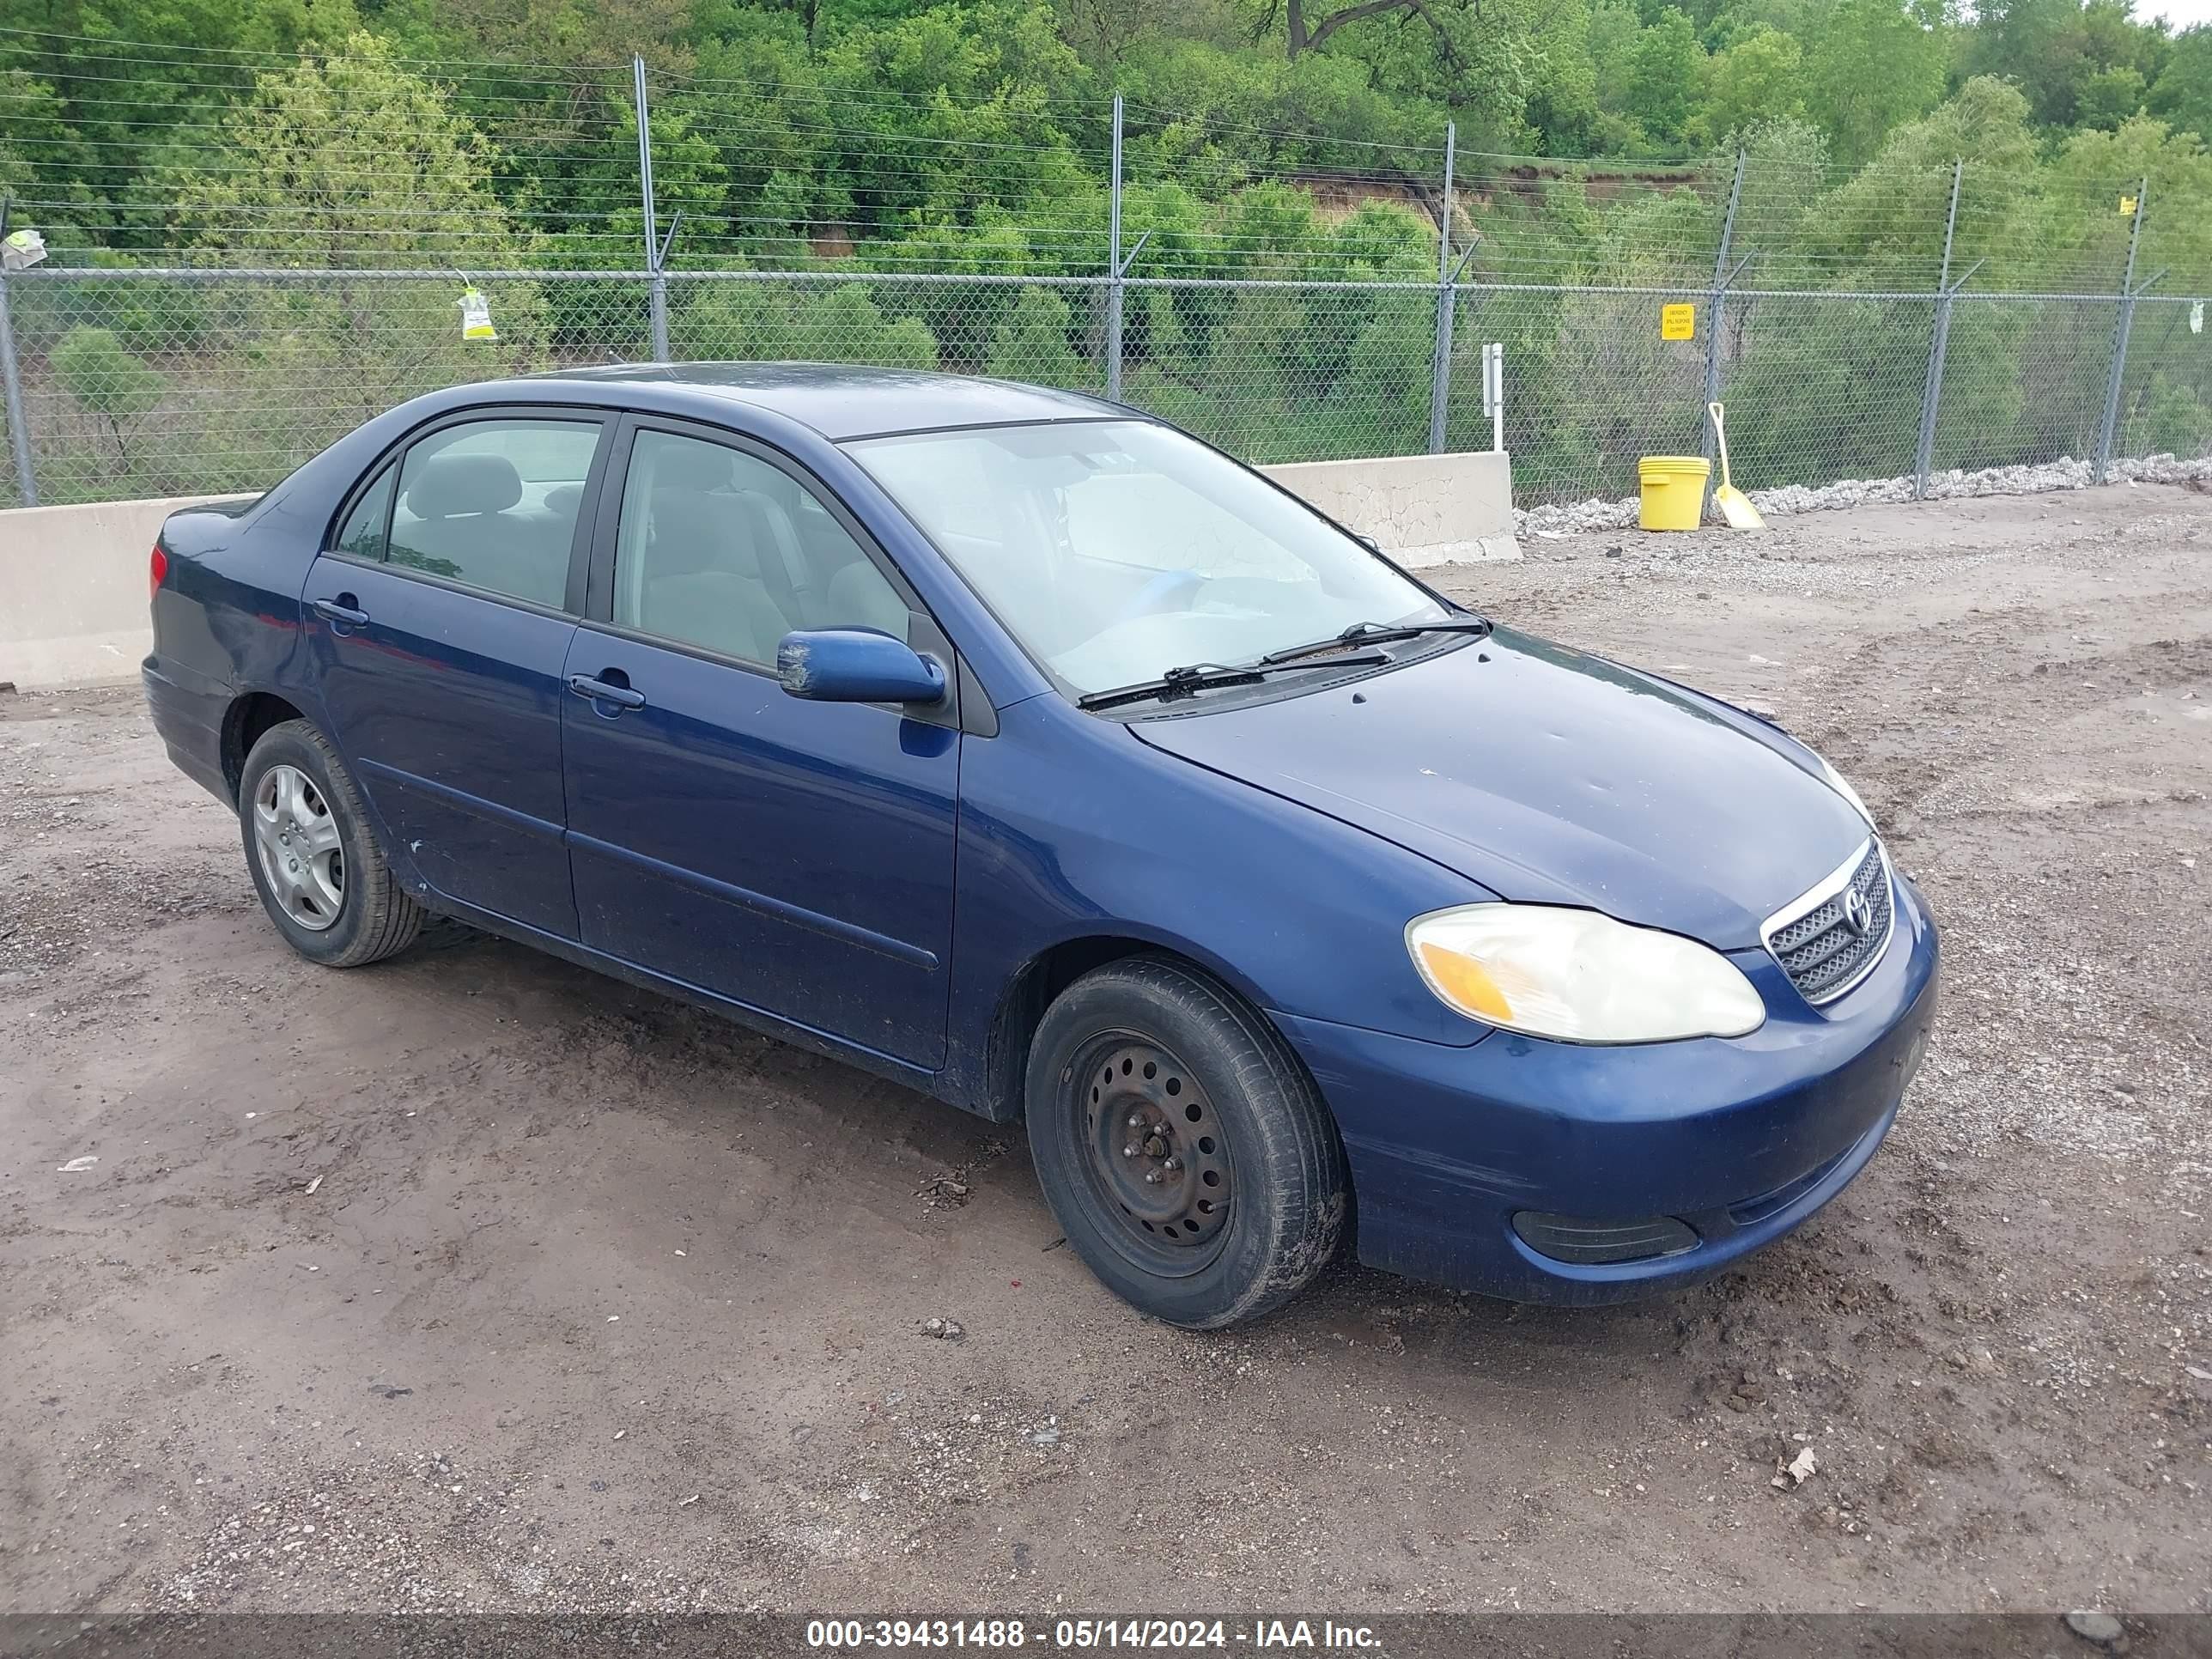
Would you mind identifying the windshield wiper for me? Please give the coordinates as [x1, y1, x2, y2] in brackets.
[1076, 652, 1391, 712]
[1258, 614, 1493, 666]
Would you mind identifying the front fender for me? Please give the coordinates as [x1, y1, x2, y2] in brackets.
[940, 694, 1495, 1112]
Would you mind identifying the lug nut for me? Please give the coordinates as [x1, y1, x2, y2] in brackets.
[1127, 1114, 1143, 1128]
[1162, 1156, 1181, 1172]
[1144, 1170, 1162, 1184]
[1121, 1145, 1138, 1158]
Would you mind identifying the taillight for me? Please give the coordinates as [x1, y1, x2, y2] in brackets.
[149, 544, 168, 602]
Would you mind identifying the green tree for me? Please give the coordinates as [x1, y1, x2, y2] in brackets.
[163, 33, 549, 474]
[2076, 65, 2150, 129]
[51, 325, 165, 475]
[0, 0, 361, 247]
[2148, 25, 2212, 140]
[2043, 113, 2212, 295]
[1687, 25, 1804, 148]
[1789, 77, 2039, 289]
[1962, 0, 2167, 131]
[1804, 0, 1950, 163]
[168, 31, 529, 270]
[1625, 8, 1705, 146]
[682, 280, 939, 368]
[986, 286, 1088, 385]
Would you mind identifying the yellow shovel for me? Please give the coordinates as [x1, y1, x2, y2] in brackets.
[1707, 401, 1764, 530]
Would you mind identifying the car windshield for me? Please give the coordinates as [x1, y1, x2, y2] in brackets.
[845, 419, 1450, 697]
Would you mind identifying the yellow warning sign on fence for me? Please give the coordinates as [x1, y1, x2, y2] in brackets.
[1661, 302, 1696, 341]
[2120, 194, 2138, 216]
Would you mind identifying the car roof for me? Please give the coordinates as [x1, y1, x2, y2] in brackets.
[518, 362, 1125, 441]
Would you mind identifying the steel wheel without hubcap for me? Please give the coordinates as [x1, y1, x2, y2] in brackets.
[252, 763, 344, 932]
[1075, 1036, 1233, 1274]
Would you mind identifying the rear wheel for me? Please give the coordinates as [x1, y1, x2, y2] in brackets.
[1025, 956, 1346, 1328]
[239, 720, 423, 967]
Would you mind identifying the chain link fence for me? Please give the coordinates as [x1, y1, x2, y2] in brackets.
[4, 264, 2205, 514]
[3, 43, 2209, 514]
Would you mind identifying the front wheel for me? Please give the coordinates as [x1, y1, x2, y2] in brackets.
[238, 719, 424, 968]
[1025, 956, 1347, 1329]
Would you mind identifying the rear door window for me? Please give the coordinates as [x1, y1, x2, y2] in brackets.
[387, 419, 602, 610]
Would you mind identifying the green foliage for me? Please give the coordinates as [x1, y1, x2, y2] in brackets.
[1626, 9, 1705, 146]
[51, 325, 163, 418]
[985, 286, 1088, 386]
[1802, 0, 1950, 165]
[680, 279, 940, 367]
[1688, 26, 1805, 149]
[149, 37, 551, 486]
[1963, 0, 2168, 132]
[166, 31, 526, 265]
[2150, 27, 2212, 142]
[11, 0, 2212, 502]
[2045, 113, 2212, 290]
[50, 325, 166, 475]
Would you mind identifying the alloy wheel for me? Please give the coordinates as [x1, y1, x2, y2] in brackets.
[252, 763, 345, 932]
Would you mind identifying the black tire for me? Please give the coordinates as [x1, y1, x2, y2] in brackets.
[238, 719, 423, 968]
[1025, 955, 1347, 1329]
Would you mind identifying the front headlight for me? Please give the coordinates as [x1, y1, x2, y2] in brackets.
[1406, 904, 1765, 1044]
[1815, 751, 1875, 827]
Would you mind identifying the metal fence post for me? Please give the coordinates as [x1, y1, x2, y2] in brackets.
[0, 196, 35, 508]
[0, 269, 33, 510]
[634, 56, 669, 363]
[2094, 177, 2148, 483]
[1107, 94, 1124, 403]
[1699, 150, 1746, 465]
[1427, 123, 1455, 454]
[1913, 160, 1965, 499]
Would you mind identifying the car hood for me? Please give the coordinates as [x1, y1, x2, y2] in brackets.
[1129, 627, 1869, 950]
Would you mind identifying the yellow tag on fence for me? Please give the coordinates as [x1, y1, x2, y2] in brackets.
[2120, 195, 2138, 216]
[458, 286, 497, 342]
[1661, 302, 1696, 341]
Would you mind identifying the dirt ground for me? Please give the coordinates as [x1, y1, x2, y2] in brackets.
[2, 483, 2209, 1619]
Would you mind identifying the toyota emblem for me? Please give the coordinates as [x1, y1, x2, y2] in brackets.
[1840, 885, 1872, 938]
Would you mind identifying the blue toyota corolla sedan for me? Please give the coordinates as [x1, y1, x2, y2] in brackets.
[142, 364, 1938, 1328]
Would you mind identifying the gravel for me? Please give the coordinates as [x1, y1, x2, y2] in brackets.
[1518, 451, 2212, 537]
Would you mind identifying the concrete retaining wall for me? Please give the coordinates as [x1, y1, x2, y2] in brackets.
[1261, 449, 1521, 569]
[0, 495, 237, 689]
[0, 450, 1517, 688]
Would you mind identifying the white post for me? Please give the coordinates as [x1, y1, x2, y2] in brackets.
[1486, 343, 1504, 454]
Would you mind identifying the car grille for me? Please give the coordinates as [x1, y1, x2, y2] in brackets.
[1769, 842, 1893, 1005]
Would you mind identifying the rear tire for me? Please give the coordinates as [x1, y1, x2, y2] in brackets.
[239, 720, 423, 968]
[1025, 956, 1346, 1329]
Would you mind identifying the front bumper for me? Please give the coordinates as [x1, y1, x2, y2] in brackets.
[1275, 874, 1941, 1305]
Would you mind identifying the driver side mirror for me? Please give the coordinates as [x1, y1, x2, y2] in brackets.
[776, 628, 947, 706]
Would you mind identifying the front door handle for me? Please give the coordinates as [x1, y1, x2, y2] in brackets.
[311, 595, 370, 631]
[568, 673, 647, 712]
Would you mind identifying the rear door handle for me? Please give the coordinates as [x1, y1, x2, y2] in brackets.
[311, 597, 370, 628]
[568, 673, 647, 711]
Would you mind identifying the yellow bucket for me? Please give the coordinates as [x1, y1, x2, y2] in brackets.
[1638, 456, 1710, 532]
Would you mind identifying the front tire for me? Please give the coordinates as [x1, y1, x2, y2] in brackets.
[239, 720, 423, 968]
[1025, 956, 1347, 1329]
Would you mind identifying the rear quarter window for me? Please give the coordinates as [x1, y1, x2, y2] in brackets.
[334, 464, 396, 561]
